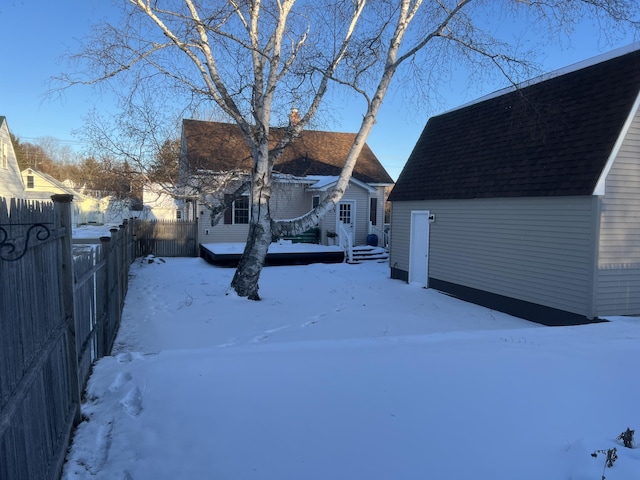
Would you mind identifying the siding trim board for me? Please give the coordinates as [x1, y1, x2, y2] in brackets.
[428, 278, 606, 326]
[594, 90, 640, 195]
[595, 106, 640, 315]
[390, 266, 409, 282]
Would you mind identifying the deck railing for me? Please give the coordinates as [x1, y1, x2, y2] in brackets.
[338, 222, 353, 263]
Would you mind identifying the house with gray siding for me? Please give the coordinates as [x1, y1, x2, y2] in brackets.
[179, 119, 393, 247]
[388, 45, 640, 325]
[0, 116, 24, 200]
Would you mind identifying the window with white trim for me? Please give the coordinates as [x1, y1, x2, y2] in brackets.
[26, 175, 34, 188]
[339, 203, 351, 224]
[233, 197, 250, 224]
[224, 195, 250, 224]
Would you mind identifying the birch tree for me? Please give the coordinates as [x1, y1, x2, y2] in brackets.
[62, 0, 638, 299]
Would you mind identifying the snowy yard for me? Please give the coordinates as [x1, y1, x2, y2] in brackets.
[62, 257, 640, 479]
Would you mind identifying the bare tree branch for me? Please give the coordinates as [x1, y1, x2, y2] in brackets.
[57, 0, 640, 299]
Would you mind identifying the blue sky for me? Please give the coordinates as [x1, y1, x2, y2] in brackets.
[0, 2, 637, 180]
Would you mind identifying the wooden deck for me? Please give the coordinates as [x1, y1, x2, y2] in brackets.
[200, 242, 345, 267]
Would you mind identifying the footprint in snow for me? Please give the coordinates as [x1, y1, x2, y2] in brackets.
[120, 386, 143, 417]
[84, 419, 114, 475]
[116, 352, 146, 363]
[302, 313, 326, 327]
[251, 325, 288, 342]
[116, 352, 133, 363]
[109, 371, 132, 392]
[265, 325, 289, 334]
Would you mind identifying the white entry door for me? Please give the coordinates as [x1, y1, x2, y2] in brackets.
[409, 211, 430, 287]
[337, 201, 355, 239]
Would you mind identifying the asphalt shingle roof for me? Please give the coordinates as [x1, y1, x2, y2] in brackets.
[389, 48, 640, 202]
[182, 120, 394, 185]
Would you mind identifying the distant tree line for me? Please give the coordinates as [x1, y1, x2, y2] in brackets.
[9, 134, 179, 208]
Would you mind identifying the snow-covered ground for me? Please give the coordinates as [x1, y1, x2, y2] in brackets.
[72, 224, 123, 240]
[62, 256, 640, 480]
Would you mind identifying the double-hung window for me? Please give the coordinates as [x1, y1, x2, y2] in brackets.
[224, 195, 250, 224]
[233, 196, 249, 224]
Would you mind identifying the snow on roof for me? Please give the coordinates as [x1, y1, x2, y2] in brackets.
[306, 175, 340, 189]
[305, 175, 376, 193]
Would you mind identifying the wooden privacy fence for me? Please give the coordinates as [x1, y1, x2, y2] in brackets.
[132, 218, 198, 257]
[0, 194, 135, 480]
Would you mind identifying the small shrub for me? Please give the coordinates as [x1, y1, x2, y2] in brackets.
[591, 448, 618, 480]
[617, 428, 635, 448]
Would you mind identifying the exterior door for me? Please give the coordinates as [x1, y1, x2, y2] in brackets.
[409, 211, 430, 287]
[337, 201, 355, 239]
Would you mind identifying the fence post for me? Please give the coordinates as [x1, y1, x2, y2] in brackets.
[98, 236, 110, 358]
[118, 224, 127, 304]
[122, 219, 132, 265]
[131, 217, 138, 259]
[110, 228, 121, 333]
[51, 194, 82, 426]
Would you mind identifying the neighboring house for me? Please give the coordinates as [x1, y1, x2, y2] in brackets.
[179, 119, 394, 246]
[0, 116, 25, 200]
[21, 168, 104, 225]
[388, 45, 640, 325]
[142, 183, 191, 221]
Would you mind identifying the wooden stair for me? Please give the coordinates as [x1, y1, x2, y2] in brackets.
[347, 245, 389, 264]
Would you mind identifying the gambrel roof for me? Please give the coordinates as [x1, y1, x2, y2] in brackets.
[181, 119, 394, 185]
[389, 47, 640, 202]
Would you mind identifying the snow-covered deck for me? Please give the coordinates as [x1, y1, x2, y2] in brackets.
[200, 241, 345, 267]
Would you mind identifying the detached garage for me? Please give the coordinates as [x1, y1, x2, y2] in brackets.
[389, 46, 640, 326]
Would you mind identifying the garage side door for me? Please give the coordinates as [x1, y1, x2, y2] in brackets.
[409, 211, 430, 287]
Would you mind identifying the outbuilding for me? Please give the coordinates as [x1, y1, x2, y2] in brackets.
[389, 46, 640, 325]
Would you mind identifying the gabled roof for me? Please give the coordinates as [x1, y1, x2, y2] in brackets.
[306, 175, 376, 193]
[181, 119, 394, 185]
[22, 168, 85, 198]
[389, 47, 640, 202]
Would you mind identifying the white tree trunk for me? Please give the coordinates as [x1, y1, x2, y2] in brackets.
[230, 146, 273, 299]
[230, 209, 271, 299]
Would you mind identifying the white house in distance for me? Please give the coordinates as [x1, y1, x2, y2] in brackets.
[21, 167, 104, 225]
[0, 116, 24, 200]
[173, 118, 394, 247]
[389, 45, 640, 326]
[142, 183, 187, 221]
